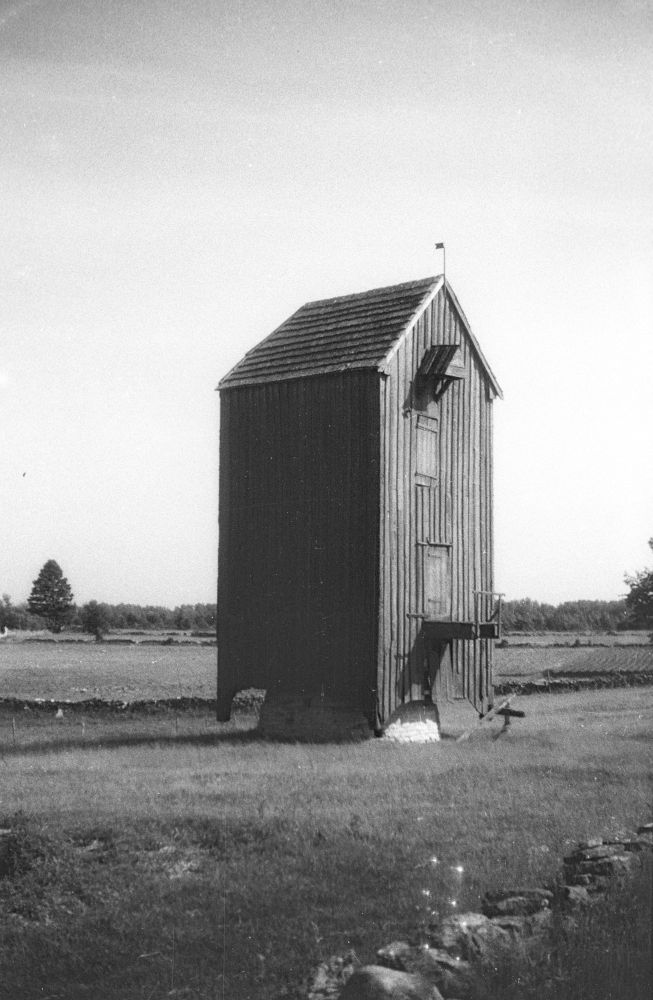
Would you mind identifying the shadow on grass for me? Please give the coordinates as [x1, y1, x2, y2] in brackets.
[0, 724, 384, 757]
[0, 726, 264, 758]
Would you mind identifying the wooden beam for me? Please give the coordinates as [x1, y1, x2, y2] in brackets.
[455, 695, 516, 742]
[497, 706, 525, 719]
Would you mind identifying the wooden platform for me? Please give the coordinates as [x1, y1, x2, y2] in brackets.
[423, 620, 475, 640]
[422, 619, 501, 640]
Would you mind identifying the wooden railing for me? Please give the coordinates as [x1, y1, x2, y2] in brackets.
[473, 590, 504, 639]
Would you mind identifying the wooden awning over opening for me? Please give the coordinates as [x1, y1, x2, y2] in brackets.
[416, 344, 465, 399]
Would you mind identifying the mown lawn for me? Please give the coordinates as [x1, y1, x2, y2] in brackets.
[0, 688, 651, 1000]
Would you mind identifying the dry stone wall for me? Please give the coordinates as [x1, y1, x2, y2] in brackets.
[307, 822, 653, 1000]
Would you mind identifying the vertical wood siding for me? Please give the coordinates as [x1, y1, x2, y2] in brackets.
[377, 287, 495, 722]
[218, 371, 380, 722]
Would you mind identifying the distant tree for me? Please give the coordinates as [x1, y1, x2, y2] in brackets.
[174, 605, 194, 630]
[0, 593, 17, 630]
[194, 604, 216, 629]
[80, 600, 111, 639]
[27, 560, 75, 633]
[0, 597, 44, 631]
[624, 539, 653, 631]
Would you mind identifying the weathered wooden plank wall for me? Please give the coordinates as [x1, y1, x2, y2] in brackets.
[217, 371, 380, 721]
[376, 287, 495, 722]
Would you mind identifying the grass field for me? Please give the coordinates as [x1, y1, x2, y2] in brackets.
[0, 687, 651, 1000]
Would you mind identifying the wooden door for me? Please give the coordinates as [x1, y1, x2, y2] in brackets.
[418, 542, 452, 619]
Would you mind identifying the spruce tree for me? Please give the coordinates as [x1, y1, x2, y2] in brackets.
[28, 560, 75, 633]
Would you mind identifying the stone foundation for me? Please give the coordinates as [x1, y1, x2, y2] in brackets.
[381, 702, 441, 743]
[258, 694, 372, 742]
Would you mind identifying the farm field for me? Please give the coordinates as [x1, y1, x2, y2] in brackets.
[1, 628, 215, 644]
[0, 687, 651, 1000]
[501, 631, 647, 646]
[1, 632, 652, 705]
[494, 644, 653, 679]
[0, 641, 217, 702]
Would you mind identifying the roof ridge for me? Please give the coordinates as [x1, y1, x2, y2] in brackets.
[302, 275, 440, 309]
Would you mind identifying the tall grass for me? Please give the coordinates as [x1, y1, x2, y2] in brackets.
[0, 688, 650, 999]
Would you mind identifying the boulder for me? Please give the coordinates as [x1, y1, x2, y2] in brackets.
[584, 875, 614, 894]
[428, 911, 512, 962]
[338, 966, 443, 1000]
[566, 873, 593, 886]
[489, 916, 530, 939]
[569, 853, 637, 877]
[557, 885, 593, 910]
[375, 942, 413, 970]
[490, 910, 552, 940]
[308, 952, 360, 1000]
[527, 909, 554, 935]
[564, 844, 624, 862]
[623, 838, 653, 853]
[376, 941, 472, 998]
[482, 888, 553, 918]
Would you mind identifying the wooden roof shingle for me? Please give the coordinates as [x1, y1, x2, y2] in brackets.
[219, 275, 501, 396]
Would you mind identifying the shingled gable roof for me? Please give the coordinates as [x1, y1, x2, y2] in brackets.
[218, 275, 502, 396]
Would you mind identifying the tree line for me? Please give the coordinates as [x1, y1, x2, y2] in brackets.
[1, 594, 216, 634]
[1, 560, 215, 634]
[502, 538, 653, 633]
[4, 592, 631, 635]
[500, 598, 628, 632]
[3, 548, 652, 635]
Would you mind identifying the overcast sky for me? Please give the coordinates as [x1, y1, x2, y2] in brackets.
[0, 0, 651, 607]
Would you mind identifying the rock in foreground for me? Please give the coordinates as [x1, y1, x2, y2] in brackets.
[339, 966, 443, 1000]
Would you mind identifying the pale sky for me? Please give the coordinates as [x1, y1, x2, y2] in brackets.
[0, 0, 651, 607]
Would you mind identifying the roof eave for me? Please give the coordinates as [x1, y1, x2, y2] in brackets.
[218, 361, 382, 391]
[216, 305, 307, 391]
[444, 284, 503, 398]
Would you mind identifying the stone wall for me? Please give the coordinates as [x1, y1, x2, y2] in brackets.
[308, 822, 653, 1000]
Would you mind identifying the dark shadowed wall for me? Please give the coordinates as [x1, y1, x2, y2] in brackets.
[218, 371, 380, 721]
